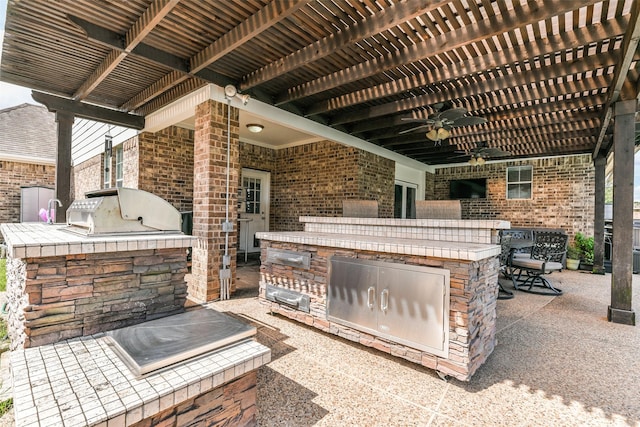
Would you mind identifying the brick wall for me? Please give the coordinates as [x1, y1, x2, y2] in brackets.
[138, 127, 194, 213]
[272, 140, 395, 231]
[0, 160, 55, 227]
[72, 155, 102, 199]
[432, 154, 595, 238]
[123, 136, 140, 188]
[72, 126, 194, 213]
[239, 141, 276, 172]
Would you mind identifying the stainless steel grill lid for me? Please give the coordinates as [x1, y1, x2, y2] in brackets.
[105, 308, 256, 377]
[66, 187, 182, 235]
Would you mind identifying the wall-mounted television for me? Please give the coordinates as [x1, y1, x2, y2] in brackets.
[449, 178, 487, 199]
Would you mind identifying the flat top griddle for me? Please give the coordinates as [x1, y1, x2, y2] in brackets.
[105, 308, 256, 377]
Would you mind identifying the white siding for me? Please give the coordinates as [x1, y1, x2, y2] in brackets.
[72, 119, 137, 166]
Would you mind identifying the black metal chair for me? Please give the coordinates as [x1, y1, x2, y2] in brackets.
[510, 231, 567, 295]
[497, 234, 515, 299]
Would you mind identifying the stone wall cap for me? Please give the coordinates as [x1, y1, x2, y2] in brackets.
[256, 231, 500, 261]
[0, 222, 196, 259]
[299, 216, 511, 229]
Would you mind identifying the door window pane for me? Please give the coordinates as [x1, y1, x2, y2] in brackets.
[394, 182, 417, 218]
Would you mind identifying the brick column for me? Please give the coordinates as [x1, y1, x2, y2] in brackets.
[190, 100, 239, 302]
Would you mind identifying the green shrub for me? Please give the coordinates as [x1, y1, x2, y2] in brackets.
[567, 243, 581, 260]
[574, 232, 594, 264]
[0, 258, 5, 292]
[0, 398, 12, 417]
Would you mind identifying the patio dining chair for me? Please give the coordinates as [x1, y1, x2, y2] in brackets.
[510, 231, 567, 295]
[497, 234, 515, 300]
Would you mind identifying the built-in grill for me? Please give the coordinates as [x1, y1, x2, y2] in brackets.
[65, 187, 182, 236]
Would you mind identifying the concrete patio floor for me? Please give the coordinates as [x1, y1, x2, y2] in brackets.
[0, 260, 637, 426]
[207, 260, 640, 426]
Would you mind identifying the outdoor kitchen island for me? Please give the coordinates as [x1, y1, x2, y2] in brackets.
[257, 216, 510, 381]
[1, 188, 271, 426]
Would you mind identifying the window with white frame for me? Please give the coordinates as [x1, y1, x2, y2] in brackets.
[506, 165, 532, 199]
[115, 146, 124, 187]
[394, 181, 417, 218]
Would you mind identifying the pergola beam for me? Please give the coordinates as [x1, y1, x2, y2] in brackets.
[275, 0, 599, 105]
[71, 0, 180, 101]
[122, 1, 308, 111]
[333, 74, 609, 127]
[31, 91, 145, 129]
[592, 0, 640, 159]
[240, 0, 449, 90]
[306, 18, 626, 117]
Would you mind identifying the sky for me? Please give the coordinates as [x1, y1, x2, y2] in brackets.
[1, 0, 640, 201]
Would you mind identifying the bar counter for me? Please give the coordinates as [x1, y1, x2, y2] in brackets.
[257, 216, 510, 381]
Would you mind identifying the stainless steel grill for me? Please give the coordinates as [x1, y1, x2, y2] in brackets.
[65, 187, 182, 236]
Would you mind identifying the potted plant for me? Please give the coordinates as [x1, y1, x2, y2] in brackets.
[574, 232, 594, 271]
[566, 243, 581, 270]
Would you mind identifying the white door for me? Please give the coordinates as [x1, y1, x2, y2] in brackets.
[239, 169, 270, 253]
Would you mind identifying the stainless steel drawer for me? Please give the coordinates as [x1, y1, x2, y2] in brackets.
[266, 248, 311, 269]
[265, 284, 311, 313]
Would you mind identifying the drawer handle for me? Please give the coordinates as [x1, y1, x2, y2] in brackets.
[274, 293, 302, 307]
[367, 286, 375, 309]
[380, 288, 389, 313]
[275, 255, 304, 264]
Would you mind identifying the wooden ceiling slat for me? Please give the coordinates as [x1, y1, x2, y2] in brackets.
[2, 0, 638, 165]
[275, 0, 602, 105]
[240, 0, 449, 90]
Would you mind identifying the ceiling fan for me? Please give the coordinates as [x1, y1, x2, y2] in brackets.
[458, 141, 511, 165]
[400, 103, 487, 144]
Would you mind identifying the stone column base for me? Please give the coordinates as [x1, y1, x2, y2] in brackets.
[608, 306, 636, 326]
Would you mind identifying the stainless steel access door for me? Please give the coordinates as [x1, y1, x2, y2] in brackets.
[328, 257, 450, 357]
[327, 258, 378, 332]
[378, 265, 447, 351]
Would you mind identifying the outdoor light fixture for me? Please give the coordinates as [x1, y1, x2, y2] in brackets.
[223, 84, 250, 105]
[104, 129, 112, 157]
[469, 155, 486, 166]
[426, 127, 450, 142]
[246, 124, 264, 133]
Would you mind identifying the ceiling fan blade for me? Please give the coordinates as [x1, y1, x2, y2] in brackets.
[450, 116, 487, 127]
[480, 148, 511, 157]
[438, 108, 467, 121]
[399, 124, 431, 134]
[401, 117, 433, 123]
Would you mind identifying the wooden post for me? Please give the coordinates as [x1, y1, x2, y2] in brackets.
[593, 155, 606, 275]
[54, 110, 74, 223]
[609, 99, 636, 325]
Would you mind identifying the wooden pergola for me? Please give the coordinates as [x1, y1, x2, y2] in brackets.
[1, 0, 637, 324]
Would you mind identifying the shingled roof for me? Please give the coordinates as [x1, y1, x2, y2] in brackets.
[0, 103, 57, 164]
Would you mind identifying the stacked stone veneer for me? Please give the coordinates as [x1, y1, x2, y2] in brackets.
[259, 241, 498, 381]
[5, 248, 188, 350]
[131, 371, 257, 427]
[431, 154, 595, 238]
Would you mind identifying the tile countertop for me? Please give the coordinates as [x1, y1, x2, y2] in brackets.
[299, 216, 511, 229]
[11, 334, 271, 427]
[255, 231, 500, 261]
[0, 223, 196, 260]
